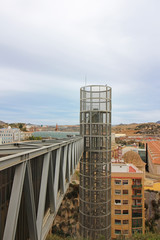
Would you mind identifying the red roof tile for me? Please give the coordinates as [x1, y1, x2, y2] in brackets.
[148, 141, 160, 165]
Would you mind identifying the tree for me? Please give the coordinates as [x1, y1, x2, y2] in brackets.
[28, 136, 42, 140]
[19, 123, 23, 129]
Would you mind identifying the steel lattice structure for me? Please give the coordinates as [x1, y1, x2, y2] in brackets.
[0, 137, 83, 240]
[80, 85, 112, 240]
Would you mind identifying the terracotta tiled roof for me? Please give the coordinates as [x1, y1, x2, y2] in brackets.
[129, 166, 136, 172]
[148, 141, 160, 165]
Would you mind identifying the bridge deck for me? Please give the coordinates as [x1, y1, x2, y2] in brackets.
[0, 137, 83, 240]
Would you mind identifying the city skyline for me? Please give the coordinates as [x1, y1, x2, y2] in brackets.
[0, 1, 160, 125]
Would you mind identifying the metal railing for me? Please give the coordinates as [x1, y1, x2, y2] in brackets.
[132, 195, 142, 198]
[132, 205, 142, 208]
[132, 185, 142, 188]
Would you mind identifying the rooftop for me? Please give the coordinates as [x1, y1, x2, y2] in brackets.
[33, 131, 79, 139]
[148, 141, 160, 165]
[111, 163, 142, 173]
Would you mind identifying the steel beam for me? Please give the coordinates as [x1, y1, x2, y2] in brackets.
[36, 153, 50, 240]
[66, 144, 71, 182]
[52, 148, 61, 208]
[48, 153, 55, 213]
[60, 145, 68, 194]
[24, 161, 38, 240]
[3, 162, 26, 240]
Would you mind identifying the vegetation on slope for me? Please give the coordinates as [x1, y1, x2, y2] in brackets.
[47, 232, 160, 240]
[51, 184, 79, 238]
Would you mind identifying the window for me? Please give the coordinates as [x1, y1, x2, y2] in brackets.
[115, 179, 121, 185]
[133, 179, 141, 185]
[123, 220, 129, 224]
[132, 219, 142, 228]
[123, 180, 128, 185]
[115, 210, 121, 215]
[132, 209, 142, 218]
[123, 200, 128, 205]
[115, 200, 121, 205]
[123, 230, 128, 234]
[115, 230, 121, 234]
[123, 210, 128, 214]
[123, 190, 128, 195]
[115, 190, 121, 195]
[115, 219, 121, 225]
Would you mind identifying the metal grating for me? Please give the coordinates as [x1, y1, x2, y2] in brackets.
[80, 85, 111, 240]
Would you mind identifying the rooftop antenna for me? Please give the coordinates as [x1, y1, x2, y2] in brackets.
[85, 74, 87, 86]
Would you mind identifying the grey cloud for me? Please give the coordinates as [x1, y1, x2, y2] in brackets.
[0, 0, 160, 124]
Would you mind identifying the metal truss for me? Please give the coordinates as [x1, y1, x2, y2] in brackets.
[0, 137, 83, 240]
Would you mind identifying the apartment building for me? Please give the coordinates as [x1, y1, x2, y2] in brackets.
[0, 127, 20, 144]
[111, 163, 145, 239]
[12, 128, 21, 141]
[20, 131, 33, 140]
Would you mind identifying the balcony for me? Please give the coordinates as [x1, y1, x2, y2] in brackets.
[132, 205, 142, 208]
[132, 213, 142, 218]
[132, 226, 142, 230]
[132, 228, 142, 234]
[132, 195, 142, 198]
[132, 224, 142, 228]
[132, 219, 142, 228]
[132, 184, 142, 188]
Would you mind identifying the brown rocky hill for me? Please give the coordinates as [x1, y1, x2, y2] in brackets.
[112, 123, 160, 136]
[135, 123, 160, 135]
[112, 123, 138, 135]
[0, 120, 6, 125]
[0, 121, 8, 128]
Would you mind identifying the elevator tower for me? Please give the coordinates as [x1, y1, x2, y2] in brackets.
[80, 85, 112, 239]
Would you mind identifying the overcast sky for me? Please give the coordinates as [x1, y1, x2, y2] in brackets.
[0, 0, 160, 125]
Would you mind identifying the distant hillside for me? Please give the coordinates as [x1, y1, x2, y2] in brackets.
[112, 123, 160, 136]
[112, 123, 137, 135]
[0, 120, 6, 125]
[0, 120, 8, 128]
[135, 123, 160, 135]
[156, 121, 160, 124]
[58, 125, 80, 132]
[0, 121, 27, 130]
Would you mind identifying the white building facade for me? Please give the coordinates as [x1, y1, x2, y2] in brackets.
[0, 127, 21, 144]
